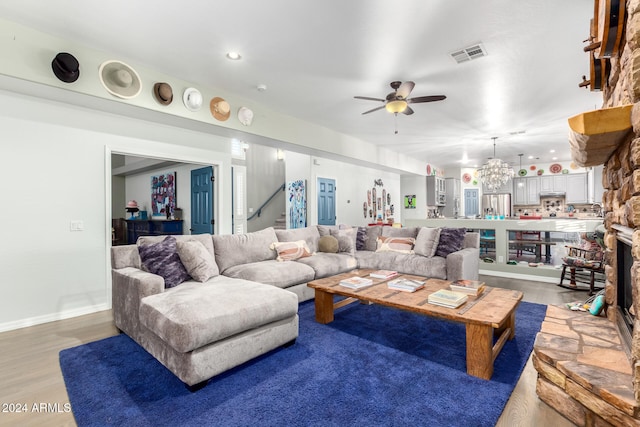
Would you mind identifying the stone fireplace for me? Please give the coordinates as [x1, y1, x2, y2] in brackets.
[532, 1, 640, 426]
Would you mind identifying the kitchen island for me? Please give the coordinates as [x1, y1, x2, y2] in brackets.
[404, 217, 603, 282]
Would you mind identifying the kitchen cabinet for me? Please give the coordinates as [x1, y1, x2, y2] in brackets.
[513, 176, 540, 205]
[426, 176, 446, 206]
[566, 173, 588, 203]
[540, 175, 567, 192]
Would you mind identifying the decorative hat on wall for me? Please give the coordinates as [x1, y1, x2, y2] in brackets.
[210, 97, 230, 121]
[183, 87, 203, 111]
[237, 106, 254, 126]
[99, 60, 142, 99]
[51, 52, 80, 83]
[153, 82, 173, 105]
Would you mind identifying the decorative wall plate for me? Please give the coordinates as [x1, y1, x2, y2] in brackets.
[426, 164, 432, 175]
[473, 169, 479, 178]
[462, 173, 471, 183]
[537, 169, 544, 175]
[472, 179, 478, 185]
[549, 163, 562, 174]
[518, 169, 527, 176]
[562, 169, 569, 174]
[530, 165, 537, 171]
[570, 162, 578, 170]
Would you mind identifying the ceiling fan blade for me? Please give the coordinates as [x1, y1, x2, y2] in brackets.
[354, 96, 385, 102]
[361, 105, 386, 115]
[396, 81, 415, 99]
[403, 106, 414, 115]
[408, 95, 447, 103]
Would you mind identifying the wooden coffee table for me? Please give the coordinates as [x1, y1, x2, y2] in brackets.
[307, 269, 523, 380]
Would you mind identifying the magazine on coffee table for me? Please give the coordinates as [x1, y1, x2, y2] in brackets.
[387, 278, 424, 292]
[339, 276, 374, 289]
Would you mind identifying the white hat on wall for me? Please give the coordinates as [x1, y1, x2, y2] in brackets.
[183, 87, 203, 111]
[237, 106, 254, 126]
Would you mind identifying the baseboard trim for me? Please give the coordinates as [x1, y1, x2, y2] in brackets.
[479, 269, 560, 284]
[0, 303, 110, 333]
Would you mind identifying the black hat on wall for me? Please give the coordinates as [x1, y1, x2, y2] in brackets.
[51, 52, 80, 83]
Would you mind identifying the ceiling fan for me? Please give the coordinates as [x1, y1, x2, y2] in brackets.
[354, 81, 446, 115]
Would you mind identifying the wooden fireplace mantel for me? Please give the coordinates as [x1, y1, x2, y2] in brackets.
[567, 105, 633, 167]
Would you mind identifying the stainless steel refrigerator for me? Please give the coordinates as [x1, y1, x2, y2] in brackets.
[481, 193, 511, 218]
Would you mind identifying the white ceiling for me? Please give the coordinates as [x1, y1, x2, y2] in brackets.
[0, 0, 603, 172]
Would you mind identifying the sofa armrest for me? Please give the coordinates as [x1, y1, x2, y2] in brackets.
[446, 247, 479, 281]
[112, 267, 164, 341]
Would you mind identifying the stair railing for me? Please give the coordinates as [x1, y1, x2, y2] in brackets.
[247, 183, 285, 221]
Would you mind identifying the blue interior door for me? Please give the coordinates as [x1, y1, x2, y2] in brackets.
[464, 188, 479, 217]
[191, 166, 214, 234]
[317, 178, 336, 225]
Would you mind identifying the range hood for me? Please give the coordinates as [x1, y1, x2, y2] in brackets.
[539, 191, 566, 197]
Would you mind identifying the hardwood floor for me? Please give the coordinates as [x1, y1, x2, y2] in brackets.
[0, 276, 585, 427]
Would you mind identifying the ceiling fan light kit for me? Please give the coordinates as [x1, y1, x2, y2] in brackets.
[385, 100, 408, 113]
[354, 80, 445, 116]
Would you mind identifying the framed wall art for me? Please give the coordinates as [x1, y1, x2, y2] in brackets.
[151, 171, 176, 217]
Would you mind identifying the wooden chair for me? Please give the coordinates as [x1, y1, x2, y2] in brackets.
[558, 245, 604, 296]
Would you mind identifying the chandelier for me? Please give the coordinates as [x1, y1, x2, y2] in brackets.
[478, 137, 514, 192]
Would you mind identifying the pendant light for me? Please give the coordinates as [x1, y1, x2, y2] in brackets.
[478, 137, 515, 192]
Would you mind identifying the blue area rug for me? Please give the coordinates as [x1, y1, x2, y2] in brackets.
[60, 300, 546, 426]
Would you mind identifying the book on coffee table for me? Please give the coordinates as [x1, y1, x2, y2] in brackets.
[449, 279, 486, 296]
[387, 278, 424, 292]
[427, 289, 468, 308]
[370, 269, 398, 279]
[339, 276, 374, 289]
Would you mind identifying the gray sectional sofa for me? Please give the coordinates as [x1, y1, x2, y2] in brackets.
[111, 224, 479, 388]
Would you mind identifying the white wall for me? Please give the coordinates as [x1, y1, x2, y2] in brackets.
[0, 89, 232, 331]
[400, 176, 428, 221]
[304, 156, 402, 227]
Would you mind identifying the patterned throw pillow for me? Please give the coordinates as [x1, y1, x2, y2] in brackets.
[355, 226, 368, 250]
[138, 236, 191, 288]
[176, 240, 219, 282]
[435, 227, 467, 258]
[375, 236, 415, 254]
[270, 240, 312, 261]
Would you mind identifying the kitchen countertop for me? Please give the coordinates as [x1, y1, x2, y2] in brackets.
[404, 217, 602, 232]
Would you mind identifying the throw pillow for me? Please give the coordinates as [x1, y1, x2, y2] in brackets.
[414, 227, 441, 258]
[375, 236, 415, 254]
[330, 228, 356, 255]
[176, 240, 219, 282]
[138, 236, 191, 288]
[435, 227, 467, 258]
[355, 226, 368, 250]
[270, 240, 312, 261]
[318, 235, 339, 253]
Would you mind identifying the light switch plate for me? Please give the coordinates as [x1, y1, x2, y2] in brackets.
[70, 220, 84, 231]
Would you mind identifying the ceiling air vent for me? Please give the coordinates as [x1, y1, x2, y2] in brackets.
[450, 43, 487, 64]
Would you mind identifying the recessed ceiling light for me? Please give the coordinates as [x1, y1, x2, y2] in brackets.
[528, 155, 534, 159]
[550, 149, 556, 153]
[552, 157, 558, 160]
[226, 52, 242, 60]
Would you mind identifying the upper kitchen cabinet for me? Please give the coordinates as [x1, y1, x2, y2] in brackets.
[540, 175, 567, 193]
[513, 176, 540, 205]
[426, 176, 446, 206]
[566, 173, 588, 203]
